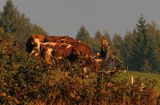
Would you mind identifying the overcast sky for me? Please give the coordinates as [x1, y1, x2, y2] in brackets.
[0, 0, 160, 37]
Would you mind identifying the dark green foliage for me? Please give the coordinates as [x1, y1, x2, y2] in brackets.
[136, 14, 147, 34]
[146, 24, 160, 72]
[92, 30, 103, 53]
[1, 0, 20, 33]
[123, 32, 135, 67]
[0, 0, 47, 46]
[122, 15, 160, 71]
[75, 17, 160, 72]
[76, 25, 91, 45]
[112, 34, 125, 64]
[129, 15, 148, 70]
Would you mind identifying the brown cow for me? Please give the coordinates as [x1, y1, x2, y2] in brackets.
[37, 41, 92, 70]
[72, 42, 92, 59]
[26, 34, 80, 55]
[40, 42, 76, 65]
[26, 34, 91, 61]
[26, 34, 93, 72]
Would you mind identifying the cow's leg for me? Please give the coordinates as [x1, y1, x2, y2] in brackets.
[66, 60, 71, 71]
[41, 47, 53, 71]
[57, 60, 61, 71]
[29, 50, 36, 57]
[54, 58, 61, 71]
[35, 53, 43, 66]
[56, 57, 63, 71]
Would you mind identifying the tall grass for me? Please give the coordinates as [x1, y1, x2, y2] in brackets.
[115, 71, 160, 89]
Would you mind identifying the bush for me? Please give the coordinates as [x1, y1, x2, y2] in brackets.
[0, 34, 159, 104]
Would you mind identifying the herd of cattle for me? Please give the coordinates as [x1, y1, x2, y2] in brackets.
[25, 34, 124, 72]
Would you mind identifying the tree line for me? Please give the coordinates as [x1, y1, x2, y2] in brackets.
[1, 0, 160, 72]
[76, 15, 160, 72]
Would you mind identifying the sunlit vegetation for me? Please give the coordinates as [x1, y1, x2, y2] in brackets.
[0, 0, 160, 104]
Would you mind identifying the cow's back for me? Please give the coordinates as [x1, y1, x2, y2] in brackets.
[60, 36, 80, 44]
[44, 36, 65, 42]
[72, 42, 91, 57]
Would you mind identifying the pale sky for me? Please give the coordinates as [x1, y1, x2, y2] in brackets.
[0, 0, 160, 37]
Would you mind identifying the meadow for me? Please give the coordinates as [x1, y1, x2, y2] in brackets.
[115, 71, 160, 89]
[52, 69, 160, 86]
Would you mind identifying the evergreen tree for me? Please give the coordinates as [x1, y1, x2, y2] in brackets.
[123, 21, 160, 71]
[92, 30, 103, 52]
[131, 15, 157, 71]
[0, 0, 18, 32]
[146, 23, 160, 71]
[136, 14, 147, 35]
[112, 34, 125, 63]
[0, 11, 1, 15]
[95, 30, 102, 40]
[76, 25, 91, 45]
[130, 15, 149, 70]
[123, 31, 135, 68]
[0, 0, 47, 44]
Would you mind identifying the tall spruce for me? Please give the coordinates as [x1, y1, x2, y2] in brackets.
[0, 0, 18, 32]
[0, 0, 47, 45]
[130, 15, 149, 70]
[123, 21, 160, 72]
[76, 25, 91, 45]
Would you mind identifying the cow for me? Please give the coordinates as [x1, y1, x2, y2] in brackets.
[47, 42, 76, 61]
[25, 34, 91, 60]
[39, 42, 79, 71]
[26, 34, 80, 56]
[39, 41, 93, 65]
[33, 42, 66, 64]
[26, 34, 94, 72]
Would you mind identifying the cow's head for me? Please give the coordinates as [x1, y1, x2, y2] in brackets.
[26, 34, 45, 55]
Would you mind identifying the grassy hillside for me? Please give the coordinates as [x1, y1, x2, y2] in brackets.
[115, 71, 160, 89]
[51, 70, 160, 89]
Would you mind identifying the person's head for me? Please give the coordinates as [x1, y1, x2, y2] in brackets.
[101, 39, 109, 46]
